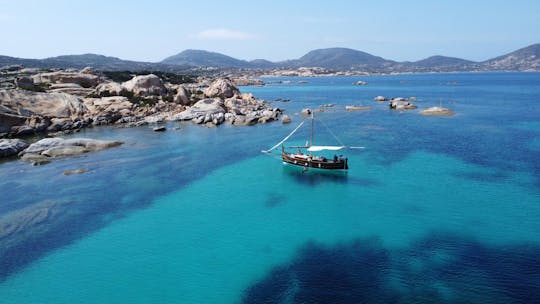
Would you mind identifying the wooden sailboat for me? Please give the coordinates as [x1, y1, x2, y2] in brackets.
[263, 114, 358, 171]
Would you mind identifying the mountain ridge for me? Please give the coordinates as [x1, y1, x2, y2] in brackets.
[161, 49, 252, 68]
[0, 53, 187, 72]
[1, 43, 539, 72]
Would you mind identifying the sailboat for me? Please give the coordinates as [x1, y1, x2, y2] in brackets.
[263, 114, 361, 171]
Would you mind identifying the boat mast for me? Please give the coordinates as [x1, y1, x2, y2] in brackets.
[309, 113, 314, 147]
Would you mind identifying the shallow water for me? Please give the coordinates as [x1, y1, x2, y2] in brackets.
[0, 73, 539, 303]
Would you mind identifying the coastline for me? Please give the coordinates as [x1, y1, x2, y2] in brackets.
[0, 67, 283, 162]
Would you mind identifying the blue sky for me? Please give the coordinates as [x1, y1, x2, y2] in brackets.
[1, 0, 539, 62]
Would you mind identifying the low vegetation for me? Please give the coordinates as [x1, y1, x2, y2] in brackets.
[103, 71, 195, 84]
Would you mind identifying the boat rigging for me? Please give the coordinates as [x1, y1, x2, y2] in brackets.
[262, 114, 363, 171]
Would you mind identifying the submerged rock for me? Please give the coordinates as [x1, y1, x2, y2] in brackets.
[0, 198, 73, 256]
[63, 168, 88, 175]
[345, 105, 372, 111]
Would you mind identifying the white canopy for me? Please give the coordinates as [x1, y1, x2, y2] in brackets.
[307, 145, 345, 152]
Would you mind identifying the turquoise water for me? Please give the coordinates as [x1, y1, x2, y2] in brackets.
[1, 73, 539, 303]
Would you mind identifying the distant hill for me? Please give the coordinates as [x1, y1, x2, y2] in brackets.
[2, 43, 540, 72]
[412, 55, 475, 68]
[0, 53, 186, 72]
[161, 49, 251, 68]
[400, 55, 480, 72]
[287, 48, 393, 70]
[249, 59, 276, 69]
[0, 55, 41, 68]
[43, 54, 180, 71]
[482, 43, 540, 71]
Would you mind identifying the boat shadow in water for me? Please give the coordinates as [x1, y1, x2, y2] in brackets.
[264, 193, 288, 208]
[282, 164, 349, 185]
[281, 164, 379, 187]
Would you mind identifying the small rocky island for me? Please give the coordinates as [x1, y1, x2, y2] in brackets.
[420, 106, 455, 116]
[388, 97, 418, 110]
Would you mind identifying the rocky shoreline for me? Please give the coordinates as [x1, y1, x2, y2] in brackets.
[0, 67, 283, 161]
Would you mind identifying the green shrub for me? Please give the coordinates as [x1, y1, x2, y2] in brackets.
[102, 70, 195, 84]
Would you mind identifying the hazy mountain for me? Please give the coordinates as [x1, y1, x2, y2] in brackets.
[249, 59, 277, 69]
[42, 54, 158, 70]
[397, 55, 480, 72]
[0, 55, 41, 68]
[161, 49, 251, 68]
[2, 44, 540, 72]
[287, 47, 393, 69]
[482, 43, 540, 71]
[413, 55, 475, 67]
[0, 54, 186, 72]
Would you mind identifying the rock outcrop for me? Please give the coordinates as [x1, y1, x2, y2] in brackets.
[301, 108, 312, 116]
[0, 111, 27, 135]
[0, 139, 29, 157]
[32, 71, 101, 88]
[48, 83, 94, 96]
[14, 76, 38, 91]
[389, 99, 417, 110]
[281, 114, 292, 124]
[153, 79, 281, 126]
[173, 98, 225, 121]
[96, 81, 123, 96]
[204, 78, 240, 98]
[20, 137, 123, 164]
[173, 86, 191, 105]
[121, 74, 166, 96]
[420, 106, 455, 116]
[232, 77, 265, 86]
[83, 96, 135, 125]
[85, 96, 133, 113]
[1, 70, 280, 138]
[0, 89, 87, 118]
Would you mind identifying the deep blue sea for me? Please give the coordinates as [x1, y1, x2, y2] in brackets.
[1, 73, 539, 303]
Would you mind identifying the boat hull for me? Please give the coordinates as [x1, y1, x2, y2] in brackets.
[281, 152, 348, 170]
